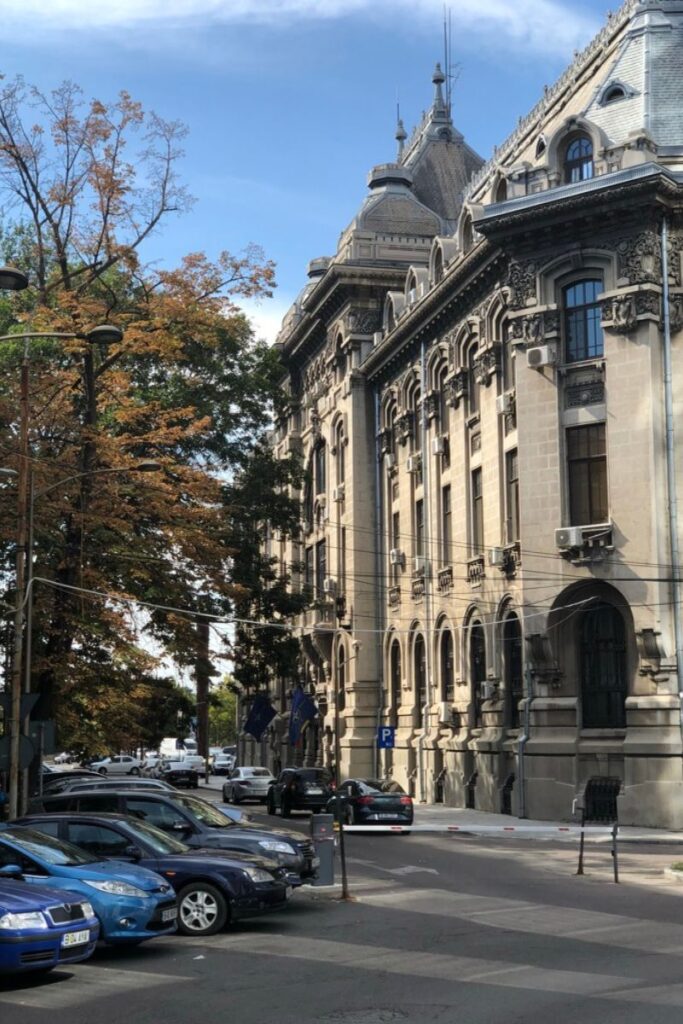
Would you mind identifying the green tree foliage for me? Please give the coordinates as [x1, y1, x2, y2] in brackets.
[208, 677, 238, 746]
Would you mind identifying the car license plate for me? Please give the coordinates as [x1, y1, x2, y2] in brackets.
[378, 814, 398, 819]
[307, 786, 323, 795]
[62, 929, 89, 948]
[162, 907, 178, 922]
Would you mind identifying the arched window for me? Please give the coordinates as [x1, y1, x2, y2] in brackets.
[462, 214, 474, 253]
[467, 343, 480, 417]
[337, 644, 346, 713]
[495, 177, 508, 203]
[303, 457, 314, 528]
[440, 628, 454, 703]
[564, 134, 593, 184]
[469, 621, 486, 726]
[411, 383, 423, 454]
[313, 441, 326, 496]
[564, 279, 603, 363]
[580, 603, 627, 728]
[503, 614, 523, 728]
[433, 247, 444, 285]
[602, 84, 626, 105]
[502, 322, 515, 392]
[436, 361, 450, 438]
[334, 420, 345, 486]
[390, 641, 401, 711]
[414, 635, 427, 711]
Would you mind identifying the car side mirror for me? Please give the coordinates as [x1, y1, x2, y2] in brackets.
[0, 864, 23, 879]
[124, 845, 142, 860]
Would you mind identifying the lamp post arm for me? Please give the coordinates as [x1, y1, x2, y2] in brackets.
[0, 331, 81, 343]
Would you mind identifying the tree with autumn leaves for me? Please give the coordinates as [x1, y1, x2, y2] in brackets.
[0, 77, 300, 756]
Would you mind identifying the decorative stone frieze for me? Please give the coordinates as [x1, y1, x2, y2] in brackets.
[601, 287, 661, 331]
[506, 258, 538, 309]
[424, 390, 440, 421]
[616, 230, 661, 285]
[378, 427, 393, 456]
[444, 368, 468, 408]
[437, 566, 453, 593]
[467, 555, 485, 586]
[346, 307, 381, 335]
[474, 345, 500, 387]
[394, 411, 413, 446]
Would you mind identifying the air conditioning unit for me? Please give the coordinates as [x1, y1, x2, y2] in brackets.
[496, 391, 514, 416]
[481, 681, 497, 700]
[431, 435, 446, 456]
[384, 451, 396, 469]
[389, 548, 405, 566]
[413, 556, 426, 575]
[332, 483, 345, 502]
[322, 576, 337, 595]
[488, 547, 505, 567]
[373, 331, 384, 347]
[406, 454, 422, 474]
[527, 344, 557, 369]
[438, 701, 454, 724]
[555, 526, 584, 549]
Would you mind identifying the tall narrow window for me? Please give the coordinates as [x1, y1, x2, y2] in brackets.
[337, 644, 346, 713]
[304, 546, 314, 600]
[414, 635, 427, 711]
[505, 449, 520, 543]
[580, 602, 627, 728]
[503, 614, 523, 728]
[339, 526, 346, 593]
[471, 468, 483, 554]
[335, 421, 345, 485]
[502, 324, 515, 391]
[470, 622, 486, 727]
[441, 484, 452, 566]
[564, 135, 593, 183]
[390, 641, 401, 712]
[315, 539, 326, 597]
[413, 386, 423, 454]
[567, 424, 607, 525]
[467, 345, 480, 417]
[564, 279, 603, 363]
[415, 499, 425, 558]
[313, 442, 326, 496]
[391, 511, 401, 582]
[440, 629, 454, 703]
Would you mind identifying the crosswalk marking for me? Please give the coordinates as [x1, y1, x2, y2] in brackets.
[0, 964, 192, 1010]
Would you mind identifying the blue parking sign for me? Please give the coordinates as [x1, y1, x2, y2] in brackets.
[377, 726, 395, 749]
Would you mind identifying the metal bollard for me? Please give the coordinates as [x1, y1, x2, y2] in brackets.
[310, 813, 335, 886]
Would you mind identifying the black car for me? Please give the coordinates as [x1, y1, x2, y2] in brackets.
[30, 788, 319, 885]
[266, 768, 334, 817]
[19, 813, 290, 937]
[38, 769, 103, 795]
[327, 778, 414, 826]
[156, 761, 199, 789]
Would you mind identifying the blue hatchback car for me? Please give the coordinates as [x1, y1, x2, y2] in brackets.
[0, 827, 177, 945]
[0, 874, 99, 974]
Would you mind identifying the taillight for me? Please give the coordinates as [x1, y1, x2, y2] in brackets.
[329, 780, 336, 791]
[400, 796, 412, 805]
[357, 796, 374, 806]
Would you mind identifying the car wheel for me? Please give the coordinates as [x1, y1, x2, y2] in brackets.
[129, 767, 140, 776]
[267, 793, 276, 815]
[178, 883, 228, 937]
[98, 767, 107, 775]
[232, 792, 241, 805]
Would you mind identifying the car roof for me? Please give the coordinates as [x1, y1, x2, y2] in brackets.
[20, 812, 136, 823]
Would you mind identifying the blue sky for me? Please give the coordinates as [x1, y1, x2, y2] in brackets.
[0, 0, 612, 340]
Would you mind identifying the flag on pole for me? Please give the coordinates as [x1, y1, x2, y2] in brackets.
[289, 687, 317, 746]
[243, 695, 277, 741]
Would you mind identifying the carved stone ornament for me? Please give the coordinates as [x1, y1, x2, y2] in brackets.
[611, 294, 637, 332]
[522, 314, 543, 346]
[395, 411, 413, 447]
[309, 410, 322, 439]
[346, 307, 381, 335]
[378, 427, 393, 456]
[506, 258, 538, 310]
[474, 345, 500, 387]
[444, 369, 468, 408]
[670, 293, 683, 331]
[616, 230, 661, 285]
[424, 390, 440, 421]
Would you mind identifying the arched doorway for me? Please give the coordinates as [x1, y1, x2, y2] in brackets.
[503, 613, 523, 728]
[580, 602, 627, 728]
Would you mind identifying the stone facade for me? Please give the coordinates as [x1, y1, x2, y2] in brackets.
[260, 1, 683, 827]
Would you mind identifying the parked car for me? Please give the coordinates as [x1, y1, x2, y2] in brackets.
[177, 754, 206, 774]
[223, 767, 274, 804]
[37, 769, 102, 796]
[27, 789, 318, 885]
[267, 768, 334, 817]
[28, 777, 174, 810]
[53, 752, 74, 765]
[141, 756, 162, 777]
[0, 874, 99, 975]
[326, 778, 414, 826]
[90, 755, 142, 776]
[157, 760, 199, 789]
[0, 826, 177, 945]
[21, 813, 291, 937]
[212, 754, 235, 776]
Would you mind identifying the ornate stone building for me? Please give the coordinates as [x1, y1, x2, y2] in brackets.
[265, 0, 683, 827]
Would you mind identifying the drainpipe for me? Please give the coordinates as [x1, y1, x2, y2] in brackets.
[374, 389, 385, 778]
[418, 339, 434, 802]
[517, 661, 534, 819]
[660, 217, 683, 742]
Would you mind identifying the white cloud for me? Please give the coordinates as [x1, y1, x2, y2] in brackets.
[239, 294, 297, 347]
[0, 0, 600, 56]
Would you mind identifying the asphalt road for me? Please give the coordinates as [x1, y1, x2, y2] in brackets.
[5, 791, 683, 1023]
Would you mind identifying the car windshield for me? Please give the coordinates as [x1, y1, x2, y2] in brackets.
[172, 795, 235, 829]
[123, 818, 189, 855]
[295, 769, 331, 783]
[241, 768, 272, 778]
[358, 779, 405, 794]
[2, 827, 98, 866]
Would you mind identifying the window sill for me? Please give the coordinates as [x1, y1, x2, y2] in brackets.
[578, 728, 626, 738]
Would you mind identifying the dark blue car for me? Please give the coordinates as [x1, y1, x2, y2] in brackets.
[0, 826, 177, 945]
[0, 874, 99, 974]
[20, 813, 291, 937]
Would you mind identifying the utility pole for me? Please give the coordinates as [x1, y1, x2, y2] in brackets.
[195, 620, 211, 783]
[9, 346, 29, 819]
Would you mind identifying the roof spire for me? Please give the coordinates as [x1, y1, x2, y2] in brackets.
[432, 63, 448, 118]
[395, 105, 407, 161]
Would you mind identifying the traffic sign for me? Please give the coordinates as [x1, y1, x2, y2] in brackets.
[377, 726, 395, 749]
[0, 693, 39, 719]
[0, 735, 35, 771]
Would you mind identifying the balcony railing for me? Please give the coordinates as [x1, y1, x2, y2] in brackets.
[388, 585, 401, 607]
[437, 566, 453, 593]
[467, 555, 486, 586]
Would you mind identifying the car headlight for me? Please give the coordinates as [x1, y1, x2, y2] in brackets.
[258, 840, 296, 855]
[243, 867, 275, 883]
[82, 879, 148, 898]
[80, 901, 95, 918]
[0, 911, 48, 930]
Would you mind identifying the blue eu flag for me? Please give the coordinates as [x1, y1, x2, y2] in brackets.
[289, 687, 317, 746]
[243, 695, 276, 741]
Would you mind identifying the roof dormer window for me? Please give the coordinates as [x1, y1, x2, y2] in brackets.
[603, 85, 626, 104]
[564, 134, 593, 184]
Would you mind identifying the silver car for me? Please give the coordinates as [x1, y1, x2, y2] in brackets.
[222, 767, 275, 804]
